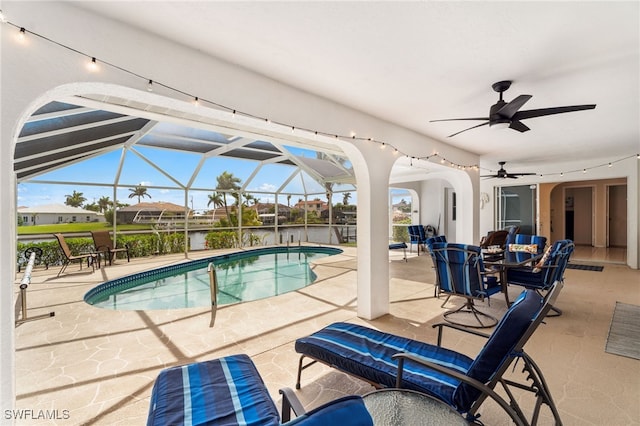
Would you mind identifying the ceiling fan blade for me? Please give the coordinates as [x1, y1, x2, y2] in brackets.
[509, 120, 530, 132]
[508, 172, 537, 177]
[447, 121, 490, 137]
[513, 104, 596, 120]
[496, 94, 532, 118]
[430, 117, 489, 122]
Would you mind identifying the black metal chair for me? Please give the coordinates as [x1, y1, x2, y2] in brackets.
[430, 242, 502, 328]
[506, 239, 575, 316]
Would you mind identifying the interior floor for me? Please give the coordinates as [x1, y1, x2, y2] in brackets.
[13, 246, 639, 425]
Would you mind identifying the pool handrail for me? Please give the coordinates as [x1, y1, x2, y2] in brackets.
[208, 262, 218, 327]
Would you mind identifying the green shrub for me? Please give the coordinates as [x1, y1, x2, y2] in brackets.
[204, 230, 262, 249]
[392, 218, 411, 243]
[16, 232, 186, 267]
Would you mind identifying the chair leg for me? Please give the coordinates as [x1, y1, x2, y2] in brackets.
[57, 260, 69, 277]
[296, 355, 317, 390]
[443, 299, 498, 329]
[500, 353, 563, 426]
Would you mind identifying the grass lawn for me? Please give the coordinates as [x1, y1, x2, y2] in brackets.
[18, 222, 152, 235]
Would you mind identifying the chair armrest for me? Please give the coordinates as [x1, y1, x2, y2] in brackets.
[279, 387, 306, 422]
[392, 353, 525, 426]
[432, 322, 491, 346]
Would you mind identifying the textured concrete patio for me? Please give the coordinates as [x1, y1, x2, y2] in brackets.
[13, 245, 640, 425]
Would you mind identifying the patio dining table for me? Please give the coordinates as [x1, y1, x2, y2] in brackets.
[483, 249, 543, 305]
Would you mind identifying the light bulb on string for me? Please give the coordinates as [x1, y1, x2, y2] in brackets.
[193, 96, 199, 106]
[17, 27, 26, 42]
[147, 80, 153, 92]
[87, 57, 98, 72]
[0, 10, 8, 23]
[380, 142, 386, 150]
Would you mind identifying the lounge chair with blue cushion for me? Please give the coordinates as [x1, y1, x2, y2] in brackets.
[147, 353, 374, 426]
[295, 282, 564, 425]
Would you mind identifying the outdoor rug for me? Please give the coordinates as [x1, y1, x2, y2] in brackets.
[605, 302, 640, 360]
[567, 263, 604, 272]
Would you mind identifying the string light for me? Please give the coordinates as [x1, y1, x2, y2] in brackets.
[87, 57, 98, 72]
[3, 13, 635, 178]
[17, 27, 25, 41]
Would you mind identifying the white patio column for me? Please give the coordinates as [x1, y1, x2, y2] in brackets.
[347, 142, 397, 320]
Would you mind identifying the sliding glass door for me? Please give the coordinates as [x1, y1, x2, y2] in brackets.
[495, 185, 537, 235]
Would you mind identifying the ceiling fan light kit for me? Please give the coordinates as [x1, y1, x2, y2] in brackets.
[431, 80, 596, 137]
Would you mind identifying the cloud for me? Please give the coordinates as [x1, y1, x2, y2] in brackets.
[256, 183, 277, 192]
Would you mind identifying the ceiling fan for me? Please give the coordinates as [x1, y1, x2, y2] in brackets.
[481, 161, 536, 179]
[431, 80, 596, 137]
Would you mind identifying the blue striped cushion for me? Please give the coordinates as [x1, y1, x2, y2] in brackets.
[295, 322, 473, 406]
[147, 354, 280, 426]
[430, 243, 499, 297]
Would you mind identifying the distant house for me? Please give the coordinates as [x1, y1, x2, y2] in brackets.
[254, 202, 290, 225]
[117, 201, 191, 224]
[17, 204, 105, 226]
[293, 199, 328, 214]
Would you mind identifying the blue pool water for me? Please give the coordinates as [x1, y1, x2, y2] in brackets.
[84, 246, 342, 310]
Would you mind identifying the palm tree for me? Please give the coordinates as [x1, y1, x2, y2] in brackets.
[64, 190, 86, 207]
[128, 185, 151, 204]
[98, 196, 112, 213]
[215, 171, 242, 223]
[207, 192, 224, 222]
[343, 192, 352, 206]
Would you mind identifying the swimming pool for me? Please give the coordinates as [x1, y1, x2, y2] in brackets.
[84, 246, 342, 310]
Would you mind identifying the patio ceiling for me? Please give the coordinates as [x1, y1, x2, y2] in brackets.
[14, 98, 356, 196]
